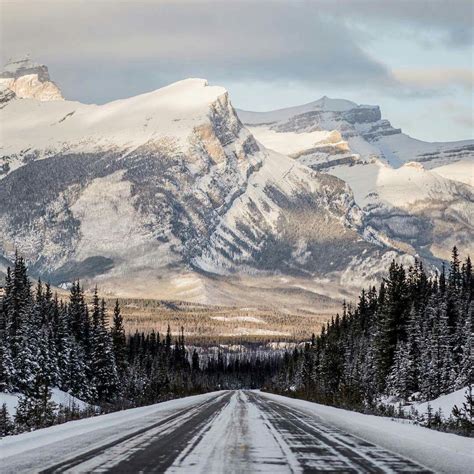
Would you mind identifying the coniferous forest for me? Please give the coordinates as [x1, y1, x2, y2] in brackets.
[0, 254, 281, 435]
[0, 249, 472, 436]
[267, 247, 473, 436]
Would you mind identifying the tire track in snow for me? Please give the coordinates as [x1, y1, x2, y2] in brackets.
[40, 392, 231, 473]
[249, 392, 431, 473]
[168, 390, 298, 473]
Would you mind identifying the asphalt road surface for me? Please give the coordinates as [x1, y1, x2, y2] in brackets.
[37, 390, 431, 473]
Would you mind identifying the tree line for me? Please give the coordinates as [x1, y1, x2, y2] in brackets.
[267, 247, 473, 435]
[0, 254, 281, 435]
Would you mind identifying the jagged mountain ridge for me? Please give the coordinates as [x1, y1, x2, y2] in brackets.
[0, 63, 414, 305]
[238, 98, 474, 169]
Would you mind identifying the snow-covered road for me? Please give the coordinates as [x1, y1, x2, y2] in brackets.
[2, 390, 472, 473]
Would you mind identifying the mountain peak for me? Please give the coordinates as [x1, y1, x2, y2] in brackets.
[311, 96, 359, 112]
[1, 55, 51, 81]
[0, 55, 63, 101]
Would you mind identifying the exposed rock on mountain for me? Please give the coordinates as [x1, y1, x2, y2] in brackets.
[0, 56, 63, 101]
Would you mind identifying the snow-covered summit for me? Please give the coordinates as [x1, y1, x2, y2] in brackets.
[1, 56, 50, 80]
[0, 56, 63, 101]
[237, 95, 473, 264]
[0, 76, 238, 159]
[237, 96, 377, 126]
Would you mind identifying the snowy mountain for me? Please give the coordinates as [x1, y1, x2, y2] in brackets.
[238, 97, 474, 169]
[238, 99, 474, 262]
[0, 62, 418, 305]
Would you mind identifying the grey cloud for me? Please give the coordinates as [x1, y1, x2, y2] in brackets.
[1, 1, 396, 103]
[321, 0, 473, 47]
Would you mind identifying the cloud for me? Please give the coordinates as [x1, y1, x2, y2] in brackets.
[320, 0, 473, 47]
[393, 68, 474, 92]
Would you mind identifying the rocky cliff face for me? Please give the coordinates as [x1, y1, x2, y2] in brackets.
[0, 57, 63, 101]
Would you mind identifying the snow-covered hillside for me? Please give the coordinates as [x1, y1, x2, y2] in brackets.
[0, 60, 415, 305]
[432, 159, 474, 187]
[0, 388, 91, 415]
[329, 160, 474, 260]
[401, 387, 473, 421]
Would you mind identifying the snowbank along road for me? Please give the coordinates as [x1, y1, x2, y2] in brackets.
[2, 390, 473, 473]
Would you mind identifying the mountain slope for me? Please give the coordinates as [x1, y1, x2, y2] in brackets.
[0, 65, 415, 305]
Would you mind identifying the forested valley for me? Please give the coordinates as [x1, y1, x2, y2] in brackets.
[0, 249, 472, 436]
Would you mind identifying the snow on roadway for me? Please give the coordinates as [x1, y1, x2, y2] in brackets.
[1, 390, 473, 473]
[168, 391, 297, 473]
[0, 391, 226, 472]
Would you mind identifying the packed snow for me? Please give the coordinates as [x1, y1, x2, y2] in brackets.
[0, 391, 225, 463]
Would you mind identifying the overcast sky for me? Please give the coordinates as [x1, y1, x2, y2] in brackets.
[1, 0, 472, 141]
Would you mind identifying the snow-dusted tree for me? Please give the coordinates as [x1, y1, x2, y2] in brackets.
[456, 301, 473, 388]
[111, 300, 127, 377]
[0, 403, 14, 436]
[90, 296, 118, 403]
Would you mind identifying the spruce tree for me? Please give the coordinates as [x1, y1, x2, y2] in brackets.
[0, 403, 13, 436]
[111, 300, 127, 377]
[90, 297, 118, 403]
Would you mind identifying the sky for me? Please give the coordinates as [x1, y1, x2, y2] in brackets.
[0, 0, 473, 141]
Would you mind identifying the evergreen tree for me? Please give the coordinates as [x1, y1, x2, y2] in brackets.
[111, 300, 127, 377]
[90, 297, 118, 403]
[0, 403, 14, 436]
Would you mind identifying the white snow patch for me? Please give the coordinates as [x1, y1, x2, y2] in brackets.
[403, 386, 473, 420]
[432, 159, 474, 187]
[0, 388, 90, 415]
[210, 316, 267, 324]
[249, 125, 332, 156]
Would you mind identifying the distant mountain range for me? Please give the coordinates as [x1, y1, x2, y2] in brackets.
[0, 58, 472, 308]
[238, 99, 474, 264]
